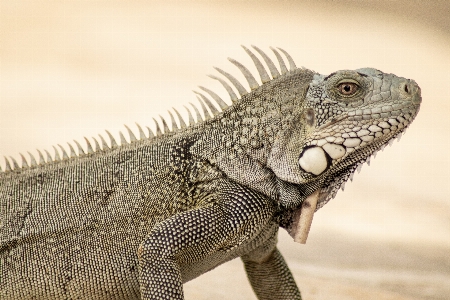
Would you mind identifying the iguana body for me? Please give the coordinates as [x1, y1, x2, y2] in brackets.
[0, 46, 421, 299]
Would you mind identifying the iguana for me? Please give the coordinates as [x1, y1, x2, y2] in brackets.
[0, 46, 421, 300]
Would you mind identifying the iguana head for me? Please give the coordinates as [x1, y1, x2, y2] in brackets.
[300, 68, 421, 207]
[277, 68, 421, 243]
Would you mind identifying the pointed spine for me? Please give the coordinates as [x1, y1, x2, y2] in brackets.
[198, 86, 228, 110]
[10, 157, 19, 169]
[160, 115, 170, 134]
[46, 149, 54, 162]
[20, 154, 29, 168]
[84, 137, 94, 154]
[58, 145, 69, 160]
[195, 92, 220, 116]
[270, 47, 288, 74]
[147, 126, 155, 138]
[153, 118, 162, 136]
[4, 157, 12, 171]
[196, 96, 211, 120]
[251, 45, 280, 79]
[190, 102, 203, 122]
[228, 58, 259, 90]
[136, 123, 147, 140]
[105, 131, 118, 149]
[53, 146, 61, 161]
[242, 45, 270, 83]
[124, 125, 137, 142]
[214, 67, 247, 97]
[168, 111, 179, 132]
[208, 74, 238, 102]
[277, 47, 296, 71]
[119, 131, 128, 145]
[99, 134, 110, 150]
[92, 137, 101, 151]
[74, 140, 85, 155]
[184, 106, 195, 126]
[28, 152, 38, 167]
[37, 149, 45, 164]
[44, 149, 52, 162]
[68, 143, 77, 158]
[357, 164, 363, 173]
[172, 108, 187, 129]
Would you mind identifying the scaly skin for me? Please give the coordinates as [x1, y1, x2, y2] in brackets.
[0, 47, 421, 299]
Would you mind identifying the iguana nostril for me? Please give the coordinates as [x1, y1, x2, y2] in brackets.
[413, 81, 421, 96]
[409, 80, 422, 104]
[404, 84, 409, 93]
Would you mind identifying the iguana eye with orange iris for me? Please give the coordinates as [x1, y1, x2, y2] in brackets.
[338, 82, 358, 95]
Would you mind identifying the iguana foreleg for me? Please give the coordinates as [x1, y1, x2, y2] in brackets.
[137, 204, 225, 299]
[137, 179, 282, 300]
[242, 247, 302, 300]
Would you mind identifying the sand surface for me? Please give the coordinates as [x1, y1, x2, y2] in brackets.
[1, 1, 449, 299]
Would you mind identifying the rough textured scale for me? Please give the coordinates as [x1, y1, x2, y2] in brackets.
[0, 46, 421, 300]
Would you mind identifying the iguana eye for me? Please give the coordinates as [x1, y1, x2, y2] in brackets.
[338, 82, 359, 96]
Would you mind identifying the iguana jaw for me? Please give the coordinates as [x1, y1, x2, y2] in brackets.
[287, 126, 407, 244]
[315, 123, 410, 210]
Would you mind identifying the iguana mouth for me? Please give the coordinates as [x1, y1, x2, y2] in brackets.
[316, 113, 349, 130]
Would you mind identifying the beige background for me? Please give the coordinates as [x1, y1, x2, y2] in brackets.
[1, 1, 449, 299]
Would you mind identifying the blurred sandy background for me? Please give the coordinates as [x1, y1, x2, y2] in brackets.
[1, 1, 449, 299]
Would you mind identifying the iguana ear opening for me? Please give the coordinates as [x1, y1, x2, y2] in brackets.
[267, 108, 325, 185]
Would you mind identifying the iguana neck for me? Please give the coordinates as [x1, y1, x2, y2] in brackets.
[190, 68, 316, 203]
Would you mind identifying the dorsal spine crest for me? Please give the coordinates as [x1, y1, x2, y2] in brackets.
[0, 46, 297, 174]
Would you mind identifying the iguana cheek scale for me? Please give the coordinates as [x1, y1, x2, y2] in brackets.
[0, 45, 421, 300]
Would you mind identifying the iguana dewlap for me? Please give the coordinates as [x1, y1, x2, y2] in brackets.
[0, 46, 421, 300]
